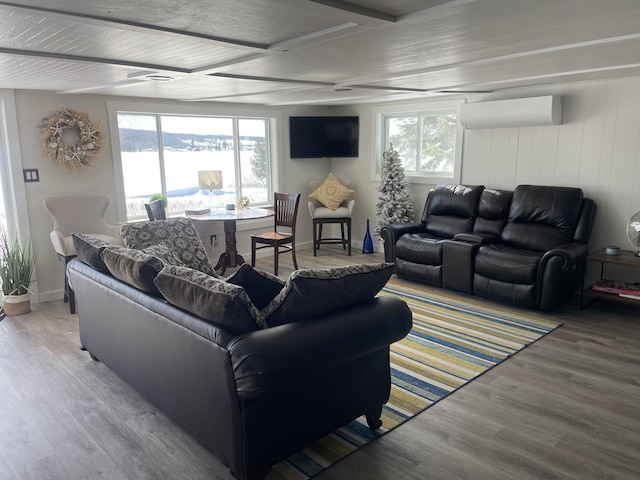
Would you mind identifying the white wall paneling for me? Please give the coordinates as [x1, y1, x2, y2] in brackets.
[8, 75, 640, 301]
[462, 78, 640, 284]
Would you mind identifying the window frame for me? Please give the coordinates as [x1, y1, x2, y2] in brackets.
[371, 99, 464, 184]
[107, 101, 282, 223]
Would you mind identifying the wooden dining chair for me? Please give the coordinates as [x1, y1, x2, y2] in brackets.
[145, 199, 167, 221]
[251, 193, 301, 276]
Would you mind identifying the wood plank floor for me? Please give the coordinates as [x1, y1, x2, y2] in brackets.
[1, 246, 639, 479]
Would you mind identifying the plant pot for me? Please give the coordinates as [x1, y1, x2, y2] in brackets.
[3, 293, 31, 316]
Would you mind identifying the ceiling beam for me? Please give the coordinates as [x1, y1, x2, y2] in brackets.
[0, 47, 190, 74]
[307, 0, 396, 22]
[269, 22, 360, 52]
[270, 0, 395, 26]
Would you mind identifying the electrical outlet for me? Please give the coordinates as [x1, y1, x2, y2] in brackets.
[210, 234, 218, 247]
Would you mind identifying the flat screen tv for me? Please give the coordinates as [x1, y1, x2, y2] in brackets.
[289, 116, 359, 158]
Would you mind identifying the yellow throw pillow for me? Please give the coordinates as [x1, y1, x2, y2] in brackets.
[309, 173, 355, 210]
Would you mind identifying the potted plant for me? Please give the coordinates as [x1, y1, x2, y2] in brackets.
[0, 227, 37, 316]
[148, 193, 168, 207]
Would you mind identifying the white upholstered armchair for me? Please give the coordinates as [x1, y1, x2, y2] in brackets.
[44, 194, 123, 313]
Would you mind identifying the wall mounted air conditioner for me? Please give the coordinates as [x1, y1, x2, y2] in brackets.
[459, 95, 563, 129]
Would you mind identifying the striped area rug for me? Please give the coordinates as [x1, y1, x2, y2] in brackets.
[266, 281, 561, 480]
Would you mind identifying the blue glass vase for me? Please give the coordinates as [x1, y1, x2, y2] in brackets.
[363, 219, 374, 254]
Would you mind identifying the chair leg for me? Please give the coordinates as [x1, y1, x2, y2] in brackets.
[340, 222, 346, 250]
[68, 285, 76, 314]
[318, 224, 323, 250]
[274, 245, 279, 277]
[251, 238, 256, 267]
[291, 242, 298, 271]
[347, 219, 352, 256]
[63, 255, 76, 314]
[313, 221, 317, 257]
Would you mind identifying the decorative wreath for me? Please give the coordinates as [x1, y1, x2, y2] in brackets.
[39, 109, 103, 172]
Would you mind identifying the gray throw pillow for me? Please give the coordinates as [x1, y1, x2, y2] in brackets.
[154, 265, 265, 334]
[101, 245, 168, 295]
[261, 262, 395, 327]
[72, 233, 110, 273]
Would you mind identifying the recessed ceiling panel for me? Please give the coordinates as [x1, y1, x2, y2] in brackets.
[6, 0, 375, 45]
[369, 38, 640, 92]
[0, 6, 258, 70]
[1, 0, 640, 105]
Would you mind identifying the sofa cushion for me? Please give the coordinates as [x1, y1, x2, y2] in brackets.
[474, 244, 543, 284]
[501, 185, 583, 251]
[473, 274, 536, 309]
[308, 173, 355, 211]
[427, 184, 484, 216]
[395, 233, 443, 265]
[424, 184, 484, 238]
[120, 217, 216, 276]
[261, 262, 394, 327]
[72, 233, 110, 273]
[473, 189, 513, 236]
[226, 264, 285, 310]
[154, 265, 264, 334]
[101, 245, 173, 295]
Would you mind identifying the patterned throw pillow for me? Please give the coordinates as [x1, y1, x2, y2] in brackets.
[140, 243, 184, 267]
[154, 265, 265, 334]
[72, 233, 110, 273]
[120, 218, 216, 276]
[101, 245, 168, 295]
[308, 173, 355, 211]
[261, 262, 395, 327]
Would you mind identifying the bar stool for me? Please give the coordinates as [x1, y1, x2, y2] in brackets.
[308, 175, 355, 256]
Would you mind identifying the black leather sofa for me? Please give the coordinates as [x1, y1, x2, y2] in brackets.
[67, 258, 412, 480]
[382, 184, 597, 311]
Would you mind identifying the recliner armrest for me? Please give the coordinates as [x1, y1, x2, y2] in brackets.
[537, 242, 589, 311]
[453, 232, 500, 245]
[380, 223, 425, 262]
[540, 242, 588, 271]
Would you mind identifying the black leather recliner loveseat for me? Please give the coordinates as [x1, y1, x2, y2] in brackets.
[381, 184, 597, 311]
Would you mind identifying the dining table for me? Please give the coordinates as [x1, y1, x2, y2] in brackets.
[186, 206, 274, 275]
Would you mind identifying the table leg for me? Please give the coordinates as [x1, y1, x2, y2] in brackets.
[213, 219, 245, 275]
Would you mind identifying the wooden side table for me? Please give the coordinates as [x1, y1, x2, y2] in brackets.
[581, 247, 640, 308]
[187, 207, 275, 275]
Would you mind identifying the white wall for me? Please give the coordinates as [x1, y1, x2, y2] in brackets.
[463, 78, 640, 253]
[9, 75, 640, 302]
[10, 91, 330, 302]
[333, 77, 640, 263]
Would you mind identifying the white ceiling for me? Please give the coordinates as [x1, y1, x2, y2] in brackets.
[2, 0, 640, 106]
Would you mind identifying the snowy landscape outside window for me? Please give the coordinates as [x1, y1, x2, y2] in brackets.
[372, 100, 463, 184]
[115, 113, 273, 221]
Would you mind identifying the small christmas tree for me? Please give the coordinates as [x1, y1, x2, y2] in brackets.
[375, 143, 415, 238]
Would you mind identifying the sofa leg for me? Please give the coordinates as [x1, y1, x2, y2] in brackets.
[365, 405, 383, 430]
[80, 345, 100, 362]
